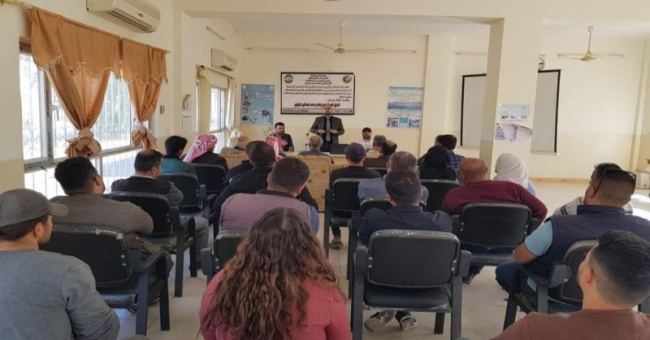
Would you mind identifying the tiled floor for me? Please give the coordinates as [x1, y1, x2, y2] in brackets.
[117, 182, 650, 340]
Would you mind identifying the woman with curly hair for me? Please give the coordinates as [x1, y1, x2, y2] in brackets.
[199, 208, 350, 340]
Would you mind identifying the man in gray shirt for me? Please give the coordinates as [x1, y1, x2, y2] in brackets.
[298, 135, 334, 163]
[0, 189, 120, 340]
[358, 151, 429, 203]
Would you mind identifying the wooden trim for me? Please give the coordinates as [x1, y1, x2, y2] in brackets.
[530, 177, 588, 184]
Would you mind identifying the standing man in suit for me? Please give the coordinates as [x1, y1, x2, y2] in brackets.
[310, 103, 345, 152]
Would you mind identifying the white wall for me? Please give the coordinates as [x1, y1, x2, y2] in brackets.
[239, 32, 428, 153]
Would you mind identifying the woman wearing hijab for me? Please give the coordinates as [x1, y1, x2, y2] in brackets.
[183, 135, 229, 171]
[493, 153, 537, 195]
[419, 146, 457, 180]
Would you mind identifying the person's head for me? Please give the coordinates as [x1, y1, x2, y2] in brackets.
[249, 141, 276, 168]
[308, 135, 323, 150]
[344, 143, 367, 165]
[200, 208, 342, 339]
[267, 157, 310, 196]
[323, 103, 333, 116]
[381, 141, 397, 157]
[584, 166, 636, 207]
[387, 151, 417, 172]
[164, 135, 188, 157]
[183, 135, 218, 163]
[274, 122, 286, 135]
[235, 136, 250, 150]
[134, 149, 163, 178]
[54, 157, 105, 195]
[372, 135, 387, 151]
[0, 189, 67, 249]
[385, 170, 422, 206]
[578, 230, 650, 309]
[362, 127, 372, 140]
[494, 153, 528, 177]
[591, 162, 623, 182]
[422, 145, 450, 170]
[435, 134, 458, 151]
[458, 158, 489, 184]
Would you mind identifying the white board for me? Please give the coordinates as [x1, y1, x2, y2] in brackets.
[280, 72, 355, 115]
[461, 70, 560, 153]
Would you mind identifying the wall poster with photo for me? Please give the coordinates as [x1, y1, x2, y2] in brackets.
[386, 86, 423, 128]
[280, 72, 355, 115]
[241, 84, 275, 125]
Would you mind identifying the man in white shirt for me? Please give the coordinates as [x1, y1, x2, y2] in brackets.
[358, 127, 373, 151]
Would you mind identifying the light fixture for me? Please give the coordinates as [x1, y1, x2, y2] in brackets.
[206, 26, 226, 40]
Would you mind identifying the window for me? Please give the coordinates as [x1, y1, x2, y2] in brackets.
[210, 87, 227, 152]
[19, 49, 145, 198]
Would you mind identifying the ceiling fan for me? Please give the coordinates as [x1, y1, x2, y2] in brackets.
[551, 26, 624, 61]
[316, 21, 415, 54]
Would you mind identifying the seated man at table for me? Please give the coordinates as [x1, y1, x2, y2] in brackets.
[357, 151, 429, 203]
[493, 230, 650, 340]
[360, 170, 452, 332]
[363, 141, 397, 168]
[298, 135, 334, 163]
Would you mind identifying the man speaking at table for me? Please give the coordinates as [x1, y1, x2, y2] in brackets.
[310, 103, 345, 152]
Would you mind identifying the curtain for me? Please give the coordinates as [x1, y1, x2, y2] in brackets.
[29, 9, 120, 158]
[122, 40, 167, 150]
[225, 79, 236, 147]
[197, 67, 231, 150]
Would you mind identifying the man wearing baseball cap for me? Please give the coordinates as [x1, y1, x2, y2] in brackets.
[0, 189, 120, 339]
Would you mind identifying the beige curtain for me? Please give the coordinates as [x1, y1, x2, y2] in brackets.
[29, 9, 121, 158]
[122, 40, 167, 150]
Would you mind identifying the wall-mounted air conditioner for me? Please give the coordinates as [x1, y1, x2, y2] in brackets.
[211, 49, 237, 72]
[87, 0, 160, 33]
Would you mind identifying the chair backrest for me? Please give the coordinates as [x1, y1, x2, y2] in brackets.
[192, 164, 226, 194]
[107, 192, 175, 238]
[367, 230, 461, 288]
[457, 202, 531, 247]
[159, 173, 201, 208]
[215, 231, 247, 267]
[421, 179, 460, 212]
[42, 224, 133, 287]
[367, 167, 387, 176]
[360, 198, 393, 215]
[559, 240, 597, 303]
[331, 179, 363, 215]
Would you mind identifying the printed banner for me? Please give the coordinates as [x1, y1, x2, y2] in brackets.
[280, 72, 355, 115]
[386, 87, 423, 128]
[499, 104, 530, 122]
[241, 84, 275, 125]
[495, 123, 533, 142]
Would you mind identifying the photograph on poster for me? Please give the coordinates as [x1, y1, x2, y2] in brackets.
[241, 84, 275, 125]
[386, 86, 423, 128]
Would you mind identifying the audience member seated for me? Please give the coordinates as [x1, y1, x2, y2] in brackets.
[496, 168, 650, 296]
[213, 142, 318, 222]
[183, 134, 229, 171]
[112, 149, 209, 262]
[418, 145, 458, 181]
[0, 189, 120, 340]
[442, 158, 547, 282]
[220, 157, 319, 233]
[360, 170, 453, 333]
[357, 127, 373, 151]
[328, 143, 381, 249]
[358, 151, 430, 202]
[367, 135, 387, 156]
[200, 208, 350, 340]
[298, 135, 334, 163]
[363, 141, 397, 168]
[436, 134, 465, 171]
[220, 135, 250, 154]
[224, 140, 259, 183]
[161, 135, 196, 175]
[554, 162, 633, 216]
[493, 230, 650, 340]
[493, 153, 537, 195]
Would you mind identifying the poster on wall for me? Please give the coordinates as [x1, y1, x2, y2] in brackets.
[241, 84, 275, 125]
[494, 123, 533, 142]
[499, 104, 530, 122]
[386, 87, 423, 128]
[280, 72, 355, 115]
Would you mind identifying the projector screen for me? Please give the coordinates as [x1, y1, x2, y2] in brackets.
[461, 70, 561, 153]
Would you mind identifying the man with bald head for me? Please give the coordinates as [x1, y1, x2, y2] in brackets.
[310, 103, 345, 152]
[442, 158, 547, 283]
[298, 135, 334, 163]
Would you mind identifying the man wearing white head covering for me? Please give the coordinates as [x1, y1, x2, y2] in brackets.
[493, 153, 537, 195]
[183, 135, 229, 170]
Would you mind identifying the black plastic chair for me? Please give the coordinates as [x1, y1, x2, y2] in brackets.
[421, 179, 459, 213]
[200, 230, 247, 284]
[367, 167, 387, 176]
[503, 240, 596, 329]
[453, 203, 532, 266]
[324, 178, 364, 257]
[43, 224, 170, 336]
[192, 164, 226, 195]
[107, 192, 197, 297]
[352, 230, 470, 340]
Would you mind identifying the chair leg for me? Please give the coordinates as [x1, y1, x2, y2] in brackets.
[159, 280, 171, 331]
[174, 251, 184, 297]
[537, 287, 549, 313]
[451, 276, 463, 339]
[324, 221, 330, 258]
[135, 273, 150, 336]
[434, 313, 445, 334]
[503, 294, 519, 330]
[189, 240, 198, 277]
[352, 268, 364, 340]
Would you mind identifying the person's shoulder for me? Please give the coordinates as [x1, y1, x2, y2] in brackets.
[35, 250, 89, 272]
[302, 280, 345, 303]
[363, 208, 389, 219]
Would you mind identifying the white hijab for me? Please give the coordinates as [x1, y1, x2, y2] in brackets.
[493, 153, 530, 189]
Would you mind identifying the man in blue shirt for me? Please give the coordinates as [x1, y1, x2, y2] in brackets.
[357, 151, 429, 203]
[495, 168, 650, 298]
